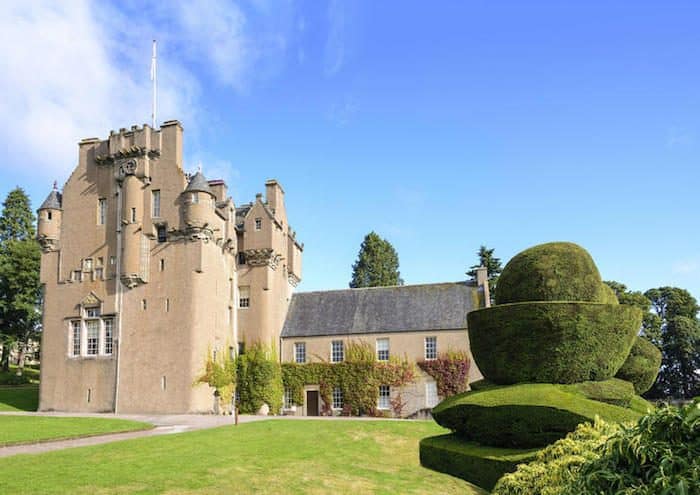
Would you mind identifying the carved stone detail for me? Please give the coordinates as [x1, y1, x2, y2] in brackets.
[95, 146, 160, 165]
[121, 274, 145, 289]
[245, 248, 282, 269]
[38, 236, 58, 253]
[288, 273, 301, 287]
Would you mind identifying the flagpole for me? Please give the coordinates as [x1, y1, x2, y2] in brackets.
[151, 40, 157, 128]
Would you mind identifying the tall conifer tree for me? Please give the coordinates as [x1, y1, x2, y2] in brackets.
[349, 232, 403, 288]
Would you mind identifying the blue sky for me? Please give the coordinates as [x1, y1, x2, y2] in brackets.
[1, 1, 698, 298]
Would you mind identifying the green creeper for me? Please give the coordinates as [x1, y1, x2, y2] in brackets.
[349, 231, 403, 288]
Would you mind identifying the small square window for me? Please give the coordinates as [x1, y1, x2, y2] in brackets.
[425, 336, 437, 361]
[255, 218, 262, 230]
[85, 307, 100, 318]
[284, 389, 294, 409]
[376, 338, 389, 361]
[239, 286, 250, 308]
[331, 340, 344, 363]
[72, 270, 82, 282]
[238, 252, 246, 265]
[94, 268, 103, 281]
[157, 225, 167, 243]
[294, 342, 306, 364]
[378, 385, 390, 410]
[332, 388, 343, 410]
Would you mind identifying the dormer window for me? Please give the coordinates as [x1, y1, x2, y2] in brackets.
[255, 218, 262, 230]
[84, 307, 100, 318]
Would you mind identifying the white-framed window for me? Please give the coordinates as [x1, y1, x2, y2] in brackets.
[239, 286, 250, 308]
[294, 342, 306, 364]
[83, 258, 93, 271]
[425, 336, 437, 360]
[98, 198, 107, 225]
[85, 307, 100, 318]
[426, 381, 439, 408]
[255, 218, 262, 230]
[71, 321, 81, 356]
[376, 338, 389, 361]
[284, 389, 294, 409]
[72, 270, 82, 282]
[86, 320, 99, 355]
[152, 190, 161, 217]
[104, 319, 114, 355]
[331, 340, 344, 363]
[332, 388, 343, 410]
[378, 385, 391, 410]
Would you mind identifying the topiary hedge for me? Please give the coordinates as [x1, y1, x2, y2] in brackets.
[614, 336, 662, 394]
[468, 302, 641, 384]
[419, 434, 539, 491]
[495, 242, 607, 305]
[431, 383, 643, 448]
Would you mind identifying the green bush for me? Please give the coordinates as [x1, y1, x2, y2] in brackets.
[419, 434, 539, 491]
[599, 283, 619, 305]
[493, 419, 619, 495]
[615, 336, 662, 394]
[468, 302, 641, 384]
[562, 399, 700, 494]
[495, 242, 606, 305]
[431, 383, 642, 448]
[237, 344, 283, 415]
[570, 378, 635, 408]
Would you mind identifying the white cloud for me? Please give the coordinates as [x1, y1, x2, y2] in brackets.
[673, 258, 699, 274]
[666, 127, 695, 149]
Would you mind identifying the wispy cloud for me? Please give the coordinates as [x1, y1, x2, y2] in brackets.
[324, 0, 347, 76]
[327, 95, 358, 127]
[666, 127, 695, 149]
[673, 258, 699, 274]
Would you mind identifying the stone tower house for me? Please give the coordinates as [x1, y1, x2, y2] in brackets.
[37, 121, 303, 413]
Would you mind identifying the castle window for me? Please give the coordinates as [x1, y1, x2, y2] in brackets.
[426, 382, 439, 408]
[86, 320, 99, 355]
[131, 208, 136, 223]
[83, 258, 93, 272]
[238, 342, 245, 355]
[165, 298, 170, 312]
[142, 299, 147, 311]
[378, 385, 391, 410]
[191, 193, 199, 204]
[161, 376, 167, 391]
[152, 190, 161, 218]
[104, 319, 113, 355]
[47, 211, 52, 220]
[376, 338, 390, 362]
[85, 307, 100, 318]
[331, 340, 344, 363]
[238, 252, 246, 265]
[160, 259, 165, 271]
[294, 342, 306, 364]
[255, 218, 262, 230]
[157, 225, 167, 243]
[72, 270, 82, 282]
[94, 268, 103, 280]
[332, 388, 343, 410]
[71, 321, 81, 356]
[284, 390, 294, 409]
[425, 336, 437, 360]
[239, 286, 250, 308]
[110, 256, 116, 266]
[98, 198, 107, 225]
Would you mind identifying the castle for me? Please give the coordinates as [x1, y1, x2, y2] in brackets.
[38, 121, 485, 415]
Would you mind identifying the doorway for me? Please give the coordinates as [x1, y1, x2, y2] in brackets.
[306, 390, 319, 416]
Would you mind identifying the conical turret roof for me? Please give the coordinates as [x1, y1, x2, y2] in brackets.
[39, 186, 62, 210]
[185, 171, 213, 195]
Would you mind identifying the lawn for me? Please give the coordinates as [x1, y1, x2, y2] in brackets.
[0, 385, 38, 411]
[0, 365, 40, 385]
[0, 416, 152, 447]
[0, 419, 486, 495]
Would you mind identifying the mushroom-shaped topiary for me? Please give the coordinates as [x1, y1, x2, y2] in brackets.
[615, 336, 662, 394]
[495, 242, 608, 305]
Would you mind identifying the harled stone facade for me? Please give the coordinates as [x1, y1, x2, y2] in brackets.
[38, 121, 303, 413]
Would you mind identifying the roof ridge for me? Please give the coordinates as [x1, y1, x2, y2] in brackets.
[293, 281, 472, 295]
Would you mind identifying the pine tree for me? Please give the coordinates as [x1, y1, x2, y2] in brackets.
[0, 188, 41, 374]
[466, 245, 502, 297]
[349, 232, 403, 288]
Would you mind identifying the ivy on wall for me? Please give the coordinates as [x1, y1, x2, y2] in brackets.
[282, 342, 417, 416]
[237, 344, 284, 415]
[418, 351, 471, 398]
[195, 347, 237, 412]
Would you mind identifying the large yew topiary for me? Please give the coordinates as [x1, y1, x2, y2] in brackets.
[468, 302, 641, 384]
[614, 336, 662, 394]
[495, 242, 607, 305]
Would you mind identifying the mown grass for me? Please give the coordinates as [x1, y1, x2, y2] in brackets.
[0, 385, 38, 411]
[0, 419, 486, 495]
[0, 416, 152, 447]
[0, 365, 40, 385]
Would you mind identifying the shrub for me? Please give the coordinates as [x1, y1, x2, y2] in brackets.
[571, 378, 635, 408]
[562, 399, 700, 495]
[195, 347, 237, 411]
[615, 336, 662, 394]
[237, 344, 283, 415]
[417, 351, 470, 398]
[431, 383, 642, 448]
[419, 434, 539, 491]
[468, 302, 641, 384]
[599, 283, 619, 305]
[495, 242, 606, 305]
[493, 419, 619, 495]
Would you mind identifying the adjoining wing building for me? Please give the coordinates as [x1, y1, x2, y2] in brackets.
[37, 121, 486, 416]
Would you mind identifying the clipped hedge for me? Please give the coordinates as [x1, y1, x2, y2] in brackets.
[431, 383, 643, 448]
[569, 378, 635, 408]
[237, 345, 283, 415]
[420, 434, 539, 491]
[468, 302, 641, 384]
[614, 336, 662, 394]
[495, 242, 606, 305]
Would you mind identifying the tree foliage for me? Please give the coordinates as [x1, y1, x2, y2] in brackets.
[0, 188, 41, 374]
[466, 245, 502, 296]
[349, 231, 403, 288]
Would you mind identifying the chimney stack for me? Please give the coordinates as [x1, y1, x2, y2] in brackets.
[475, 266, 491, 308]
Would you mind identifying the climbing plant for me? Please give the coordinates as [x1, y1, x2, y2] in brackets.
[195, 347, 237, 412]
[418, 351, 471, 398]
[237, 343, 283, 415]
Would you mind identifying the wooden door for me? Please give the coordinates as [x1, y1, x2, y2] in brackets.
[306, 390, 319, 416]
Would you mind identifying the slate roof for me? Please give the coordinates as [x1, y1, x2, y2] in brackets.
[185, 172, 213, 195]
[39, 190, 62, 210]
[281, 282, 478, 338]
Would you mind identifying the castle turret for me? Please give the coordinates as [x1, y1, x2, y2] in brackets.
[37, 182, 62, 252]
[181, 171, 217, 236]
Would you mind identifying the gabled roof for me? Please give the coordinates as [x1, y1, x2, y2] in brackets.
[185, 172, 213, 195]
[281, 282, 479, 338]
[39, 189, 62, 210]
